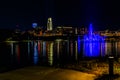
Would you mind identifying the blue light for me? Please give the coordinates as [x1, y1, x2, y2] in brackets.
[33, 42, 38, 65]
[77, 36, 81, 54]
[84, 23, 105, 57]
[32, 23, 38, 28]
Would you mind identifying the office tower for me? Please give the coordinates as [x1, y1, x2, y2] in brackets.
[75, 28, 78, 34]
[47, 17, 53, 31]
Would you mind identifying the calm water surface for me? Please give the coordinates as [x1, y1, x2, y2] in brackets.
[0, 38, 120, 71]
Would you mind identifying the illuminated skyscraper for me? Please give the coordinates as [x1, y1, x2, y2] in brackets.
[47, 17, 53, 31]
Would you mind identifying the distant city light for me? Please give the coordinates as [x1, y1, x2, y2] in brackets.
[32, 23, 38, 28]
[47, 17, 53, 31]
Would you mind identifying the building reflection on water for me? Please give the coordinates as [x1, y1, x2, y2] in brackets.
[33, 41, 39, 65]
[48, 42, 53, 66]
[15, 44, 20, 63]
[5, 39, 120, 66]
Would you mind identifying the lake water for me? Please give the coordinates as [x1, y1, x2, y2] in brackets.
[0, 38, 120, 71]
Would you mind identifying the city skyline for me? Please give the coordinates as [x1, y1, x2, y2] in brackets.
[0, 0, 120, 30]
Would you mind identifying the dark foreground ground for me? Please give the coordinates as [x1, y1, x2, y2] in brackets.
[1, 58, 120, 80]
[0, 66, 96, 80]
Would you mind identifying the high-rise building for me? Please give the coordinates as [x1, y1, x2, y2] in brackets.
[47, 17, 53, 31]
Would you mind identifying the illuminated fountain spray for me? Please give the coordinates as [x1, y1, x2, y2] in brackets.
[83, 23, 105, 57]
[89, 24, 93, 40]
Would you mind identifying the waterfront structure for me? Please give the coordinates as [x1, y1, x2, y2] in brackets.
[47, 17, 53, 31]
[56, 26, 74, 35]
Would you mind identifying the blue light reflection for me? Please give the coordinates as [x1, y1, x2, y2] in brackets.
[83, 24, 105, 57]
[77, 36, 81, 54]
[33, 41, 38, 65]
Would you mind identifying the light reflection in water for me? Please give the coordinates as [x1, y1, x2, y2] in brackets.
[77, 36, 80, 54]
[38, 41, 41, 55]
[70, 41, 73, 56]
[100, 42, 105, 56]
[10, 42, 14, 55]
[33, 41, 38, 65]
[67, 41, 69, 55]
[105, 42, 111, 56]
[7, 39, 120, 67]
[75, 41, 78, 60]
[48, 42, 53, 66]
[57, 40, 60, 58]
[117, 42, 120, 56]
[115, 42, 117, 56]
[83, 24, 105, 57]
[15, 44, 20, 63]
[83, 39, 105, 57]
[43, 41, 46, 56]
[105, 42, 108, 56]
[28, 42, 30, 57]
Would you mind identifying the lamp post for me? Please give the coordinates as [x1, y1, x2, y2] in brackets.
[108, 56, 114, 76]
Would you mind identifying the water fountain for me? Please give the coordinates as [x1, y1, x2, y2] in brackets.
[83, 24, 105, 57]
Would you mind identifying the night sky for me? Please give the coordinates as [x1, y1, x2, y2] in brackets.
[0, 0, 120, 30]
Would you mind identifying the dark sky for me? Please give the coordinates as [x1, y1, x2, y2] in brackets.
[0, 0, 120, 30]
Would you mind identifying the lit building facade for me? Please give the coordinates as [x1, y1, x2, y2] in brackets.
[47, 17, 53, 31]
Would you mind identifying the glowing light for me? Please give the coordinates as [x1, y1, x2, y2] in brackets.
[55, 39, 62, 42]
[83, 23, 105, 57]
[47, 17, 53, 30]
[32, 23, 38, 28]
